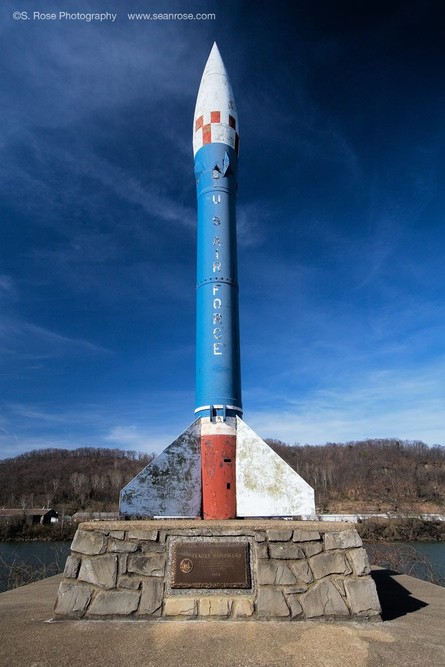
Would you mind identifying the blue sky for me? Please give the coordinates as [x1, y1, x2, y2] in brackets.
[1, 0, 444, 459]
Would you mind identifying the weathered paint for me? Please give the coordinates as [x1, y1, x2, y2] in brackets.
[235, 418, 316, 517]
[119, 421, 201, 518]
[200, 417, 236, 519]
[194, 44, 242, 421]
[120, 416, 316, 519]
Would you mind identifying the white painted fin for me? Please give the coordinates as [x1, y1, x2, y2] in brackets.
[119, 420, 201, 518]
[235, 417, 316, 517]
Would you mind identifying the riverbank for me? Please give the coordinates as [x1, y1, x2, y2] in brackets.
[0, 522, 76, 543]
[357, 518, 445, 542]
[1, 517, 443, 544]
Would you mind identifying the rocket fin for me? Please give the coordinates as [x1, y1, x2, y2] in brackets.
[119, 420, 201, 518]
[235, 417, 316, 517]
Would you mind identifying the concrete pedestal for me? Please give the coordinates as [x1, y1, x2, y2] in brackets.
[54, 520, 381, 621]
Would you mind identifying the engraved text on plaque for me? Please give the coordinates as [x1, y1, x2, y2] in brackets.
[171, 541, 251, 589]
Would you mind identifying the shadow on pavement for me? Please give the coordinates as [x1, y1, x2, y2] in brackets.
[372, 568, 428, 621]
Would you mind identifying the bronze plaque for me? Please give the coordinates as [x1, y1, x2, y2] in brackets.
[171, 541, 251, 589]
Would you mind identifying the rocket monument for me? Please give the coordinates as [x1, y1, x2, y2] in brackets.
[120, 44, 315, 519]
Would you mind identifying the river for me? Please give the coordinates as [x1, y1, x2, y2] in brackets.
[0, 540, 444, 593]
[408, 541, 445, 582]
[0, 541, 71, 593]
[365, 541, 445, 586]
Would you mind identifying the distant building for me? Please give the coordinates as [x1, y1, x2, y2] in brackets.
[0, 508, 58, 525]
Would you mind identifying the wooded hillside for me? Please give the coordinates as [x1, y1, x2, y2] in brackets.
[0, 439, 444, 514]
[267, 438, 445, 512]
[0, 447, 154, 513]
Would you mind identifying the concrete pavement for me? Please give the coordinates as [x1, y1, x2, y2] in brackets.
[0, 568, 444, 667]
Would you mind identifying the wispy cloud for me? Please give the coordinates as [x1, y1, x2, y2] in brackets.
[0, 389, 196, 459]
[0, 275, 110, 385]
[104, 425, 167, 453]
[237, 202, 269, 248]
[1, 17, 199, 137]
[1, 132, 194, 230]
[245, 362, 445, 446]
[0, 316, 109, 360]
[242, 68, 361, 184]
[0, 275, 17, 298]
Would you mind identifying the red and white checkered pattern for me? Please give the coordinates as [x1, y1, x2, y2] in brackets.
[194, 111, 239, 155]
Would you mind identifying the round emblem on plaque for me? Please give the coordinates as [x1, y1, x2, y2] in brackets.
[179, 558, 193, 574]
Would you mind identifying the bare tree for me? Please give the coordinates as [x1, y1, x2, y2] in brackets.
[44, 484, 53, 508]
[52, 477, 61, 497]
[69, 472, 90, 507]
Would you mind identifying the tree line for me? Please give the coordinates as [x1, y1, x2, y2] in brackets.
[0, 438, 443, 514]
[0, 447, 154, 513]
[266, 437, 444, 512]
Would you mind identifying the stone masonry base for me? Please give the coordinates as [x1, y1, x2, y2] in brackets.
[54, 520, 381, 621]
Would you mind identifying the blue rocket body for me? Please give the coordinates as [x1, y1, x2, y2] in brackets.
[119, 43, 316, 521]
[194, 143, 242, 420]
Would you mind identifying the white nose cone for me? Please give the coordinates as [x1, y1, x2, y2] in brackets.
[193, 43, 239, 157]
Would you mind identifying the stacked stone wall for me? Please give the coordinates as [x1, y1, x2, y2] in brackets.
[54, 521, 381, 621]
